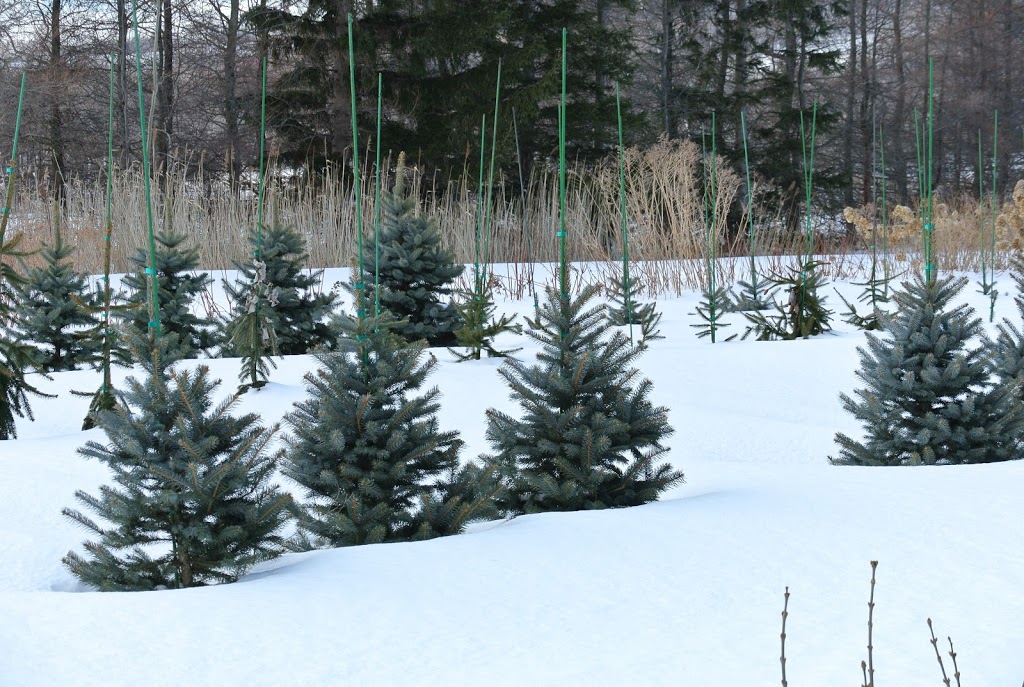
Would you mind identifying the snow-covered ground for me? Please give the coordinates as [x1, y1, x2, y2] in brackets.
[2, 264, 1022, 686]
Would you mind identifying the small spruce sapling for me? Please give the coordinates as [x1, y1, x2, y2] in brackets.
[120, 232, 216, 360]
[835, 259, 896, 331]
[605, 272, 663, 346]
[691, 283, 735, 340]
[992, 253, 1024, 403]
[451, 274, 521, 361]
[17, 211, 101, 372]
[833, 273, 1024, 465]
[744, 261, 832, 340]
[223, 225, 336, 358]
[63, 327, 291, 590]
[485, 284, 681, 514]
[732, 263, 773, 312]
[365, 162, 463, 346]
[0, 231, 51, 439]
[283, 313, 499, 547]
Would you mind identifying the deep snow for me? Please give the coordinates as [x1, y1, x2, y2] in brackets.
[1, 264, 1022, 686]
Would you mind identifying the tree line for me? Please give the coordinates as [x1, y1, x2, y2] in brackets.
[0, 0, 1020, 224]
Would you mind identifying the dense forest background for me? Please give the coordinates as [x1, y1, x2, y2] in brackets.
[0, 0, 1020, 225]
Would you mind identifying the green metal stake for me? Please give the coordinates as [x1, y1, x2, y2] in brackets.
[798, 103, 818, 330]
[921, 109, 929, 207]
[94, 56, 117, 403]
[708, 113, 719, 343]
[799, 104, 818, 264]
[374, 72, 382, 316]
[131, 0, 161, 337]
[615, 82, 633, 345]
[978, 130, 987, 285]
[990, 110, 998, 322]
[879, 124, 889, 296]
[558, 27, 568, 298]
[256, 58, 267, 257]
[512, 107, 535, 301]
[474, 114, 486, 293]
[923, 60, 935, 286]
[347, 13, 366, 320]
[0, 72, 26, 248]
[740, 110, 757, 298]
[481, 60, 502, 287]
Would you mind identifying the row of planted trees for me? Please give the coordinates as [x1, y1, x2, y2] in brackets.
[58, 200, 683, 589]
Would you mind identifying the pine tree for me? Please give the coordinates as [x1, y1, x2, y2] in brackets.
[450, 277, 521, 361]
[16, 220, 100, 372]
[283, 313, 498, 547]
[691, 284, 735, 341]
[120, 232, 216, 360]
[605, 272, 664, 346]
[249, 0, 639, 171]
[833, 273, 1024, 466]
[992, 253, 1024, 402]
[223, 225, 336, 360]
[62, 327, 291, 590]
[365, 171, 464, 346]
[743, 261, 832, 340]
[485, 284, 681, 514]
[0, 231, 50, 439]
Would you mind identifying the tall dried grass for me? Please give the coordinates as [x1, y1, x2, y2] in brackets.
[6, 146, 1018, 297]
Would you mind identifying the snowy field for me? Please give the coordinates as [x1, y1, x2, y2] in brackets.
[1, 263, 1023, 686]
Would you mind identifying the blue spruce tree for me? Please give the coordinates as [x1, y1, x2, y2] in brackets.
[63, 328, 291, 590]
[364, 164, 463, 346]
[223, 224, 337, 363]
[834, 273, 1024, 465]
[485, 284, 681, 513]
[283, 313, 499, 547]
[17, 219, 100, 372]
[120, 232, 216, 360]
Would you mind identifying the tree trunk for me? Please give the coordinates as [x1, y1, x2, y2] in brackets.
[330, 0, 355, 158]
[117, 0, 131, 163]
[843, 0, 856, 208]
[223, 0, 240, 188]
[660, 0, 673, 137]
[154, 0, 174, 174]
[48, 0, 66, 205]
[891, 0, 908, 201]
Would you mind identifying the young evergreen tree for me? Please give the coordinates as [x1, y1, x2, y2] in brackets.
[605, 272, 664, 346]
[743, 261, 832, 340]
[992, 254, 1024, 401]
[63, 327, 291, 590]
[283, 313, 499, 547]
[833, 273, 1024, 466]
[450, 277, 521, 361]
[223, 225, 336, 360]
[17, 220, 100, 372]
[120, 232, 216, 360]
[365, 168, 464, 346]
[0, 231, 50, 439]
[485, 284, 682, 514]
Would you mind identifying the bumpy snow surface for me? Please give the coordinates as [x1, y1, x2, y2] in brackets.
[2, 265, 1022, 686]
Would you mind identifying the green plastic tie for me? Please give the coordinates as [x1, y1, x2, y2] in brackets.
[145, 267, 156, 275]
[556, 231, 566, 237]
[148, 320, 159, 328]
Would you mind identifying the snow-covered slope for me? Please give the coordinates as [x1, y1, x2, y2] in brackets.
[1, 267, 1021, 686]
